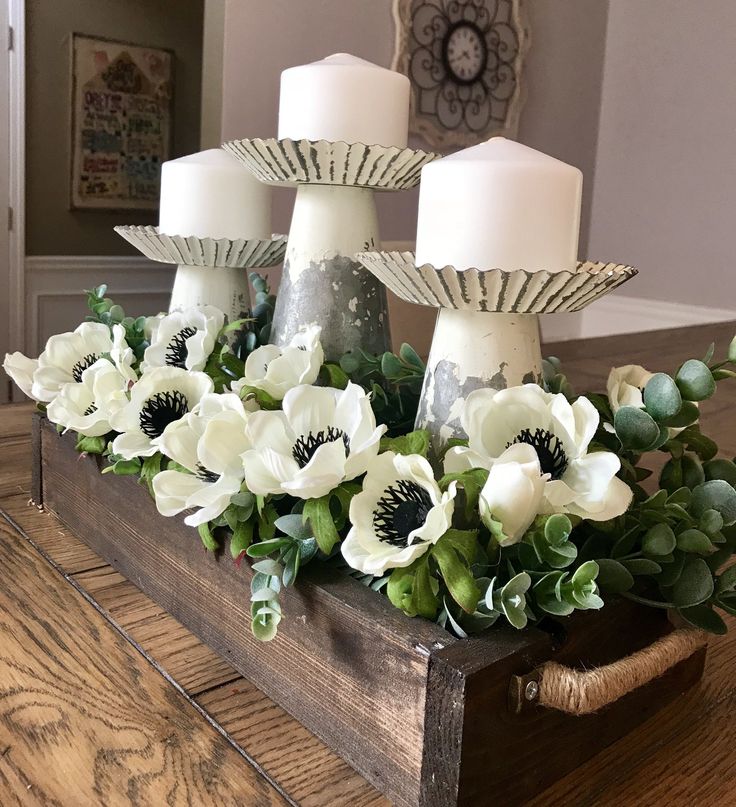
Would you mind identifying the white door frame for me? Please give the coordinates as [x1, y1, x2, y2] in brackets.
[5, 0, 24, 401]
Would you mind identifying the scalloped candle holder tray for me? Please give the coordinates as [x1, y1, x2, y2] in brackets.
[114, 226, 288, 321]
[222, 137, 439, 189]
[115, 226, 287, 269]
[355, 251, 638, 312]
[32, 413, 706, 807]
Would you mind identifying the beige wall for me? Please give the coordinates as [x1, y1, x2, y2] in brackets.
[25, 0, 204, 256]
[221, 0, 609, 252]
[588, 0, 736, 308]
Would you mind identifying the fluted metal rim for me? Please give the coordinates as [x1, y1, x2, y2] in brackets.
[355, 250, 638, 313]
[114, 225, 287, 269]
[221, 138, 440, 190]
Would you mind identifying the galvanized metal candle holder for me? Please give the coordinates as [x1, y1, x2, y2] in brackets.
[115, 225, 287, 322]
[357, 251, 637, 450]
[222, 138, 439, 361]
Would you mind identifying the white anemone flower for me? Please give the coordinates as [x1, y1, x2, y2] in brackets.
[31, 322, 114, 403]
[607, 365, 653, 413]
[341, 451, 457, 576]
[109, 367, 213, 459]
[231, 325, 324, 401]
[445, 384, 632, 522]
[142, 306, 224, 372]
[478, 443, 546, 546]
[3, 351, 39, 400]
[153, 393, 252, 527]
[242, 382, 386, 500]
[46, 359, 130, 437]
[110, 324, 138, 383]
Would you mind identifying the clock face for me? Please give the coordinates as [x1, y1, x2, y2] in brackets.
[444, 23, 486, 84]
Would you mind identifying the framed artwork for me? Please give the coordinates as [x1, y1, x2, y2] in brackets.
[70, 33, 173, 211]
[392, 0, 530, 149]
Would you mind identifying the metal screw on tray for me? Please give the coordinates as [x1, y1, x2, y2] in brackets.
[358, 138, 638, 453]
[115, 149, 287, 321]
[222, 54, 440, 361]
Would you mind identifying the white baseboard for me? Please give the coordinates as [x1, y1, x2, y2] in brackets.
[541, 295, 736, 342]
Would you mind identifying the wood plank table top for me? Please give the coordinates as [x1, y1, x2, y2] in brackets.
[2, 320, 736, 806]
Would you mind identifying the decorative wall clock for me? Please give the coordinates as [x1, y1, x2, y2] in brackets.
[392, 0, 530, 148]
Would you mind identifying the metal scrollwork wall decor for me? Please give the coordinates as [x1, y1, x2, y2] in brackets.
[392, 0, 530, 148]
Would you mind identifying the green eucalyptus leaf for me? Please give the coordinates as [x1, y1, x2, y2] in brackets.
[728, 335, 736, 363]
[614, 406, 661, 451]
[699, 509, 724, 536]
[275, 513, 312, 541]
[676, 528, 715, 555]
[622, 557, 662, 576]
[643, 373, 682, 421]
[717, 565, 736, 594]
[662, 400, 700, 429]
[675, 359, 716, 402]
[596, 558, 634, 593]
[678, 604, 727, 635]
[691, 479, 736, 526]
[703, 458, 736, 486]
[544, 514, 573, 546]
[657, 551, 686, 586]
[642, 524, 676, 556]
[672, 557, 714, 607]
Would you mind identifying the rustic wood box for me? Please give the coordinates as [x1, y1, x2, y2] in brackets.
[32, 415, 706, 807]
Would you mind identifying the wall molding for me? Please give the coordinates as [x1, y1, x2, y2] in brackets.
[24, 254, 174, 358]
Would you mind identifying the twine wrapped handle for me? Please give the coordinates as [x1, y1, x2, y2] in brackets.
[520, 629, 706, 716]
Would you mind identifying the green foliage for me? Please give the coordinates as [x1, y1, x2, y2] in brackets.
[85, 284, 149, 361]
[339, 343, 425, 436]
[676, 359, 716, 402]
[75, 434, 107, 455]
[380, 429, 430, 458]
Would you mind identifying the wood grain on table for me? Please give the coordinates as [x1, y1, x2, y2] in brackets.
[1, 320, 736, 806]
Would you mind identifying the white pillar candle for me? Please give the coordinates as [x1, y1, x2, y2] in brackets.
[159, 149, 271, 240]
[415, 137, 582, 272]
[278, 53, 410, 148]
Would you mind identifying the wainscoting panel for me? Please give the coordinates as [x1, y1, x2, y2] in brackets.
[24, 255, 175, 356]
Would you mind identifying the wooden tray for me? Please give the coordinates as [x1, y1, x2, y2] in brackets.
[31, 414, 706, 807]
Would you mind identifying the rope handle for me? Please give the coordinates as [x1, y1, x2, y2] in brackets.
[511, 629, 707, 716]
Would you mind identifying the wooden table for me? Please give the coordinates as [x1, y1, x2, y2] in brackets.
[2, 321, 736, 806]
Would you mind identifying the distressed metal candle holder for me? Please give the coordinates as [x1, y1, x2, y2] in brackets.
[222, 138, 439, 360]
[357, 250, 637, 450]
[115, 225, 287, 322]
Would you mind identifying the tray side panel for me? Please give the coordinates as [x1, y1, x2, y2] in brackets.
[428, 602, 706, 806]
[38, 419, 446, 807]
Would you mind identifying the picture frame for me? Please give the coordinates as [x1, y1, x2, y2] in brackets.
[70, 33, 173, 211]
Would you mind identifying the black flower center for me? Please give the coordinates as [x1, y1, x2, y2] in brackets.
[509, 428, 568, 479]
[292, 426, 349, 469]
[139, 390, 189, 438]
[195, 463, 220, 484]
[165, 326, 197, 368]
[373, 480, 433, 547]
[82, 403, 98, 417]
[72, 353, 99, 382]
